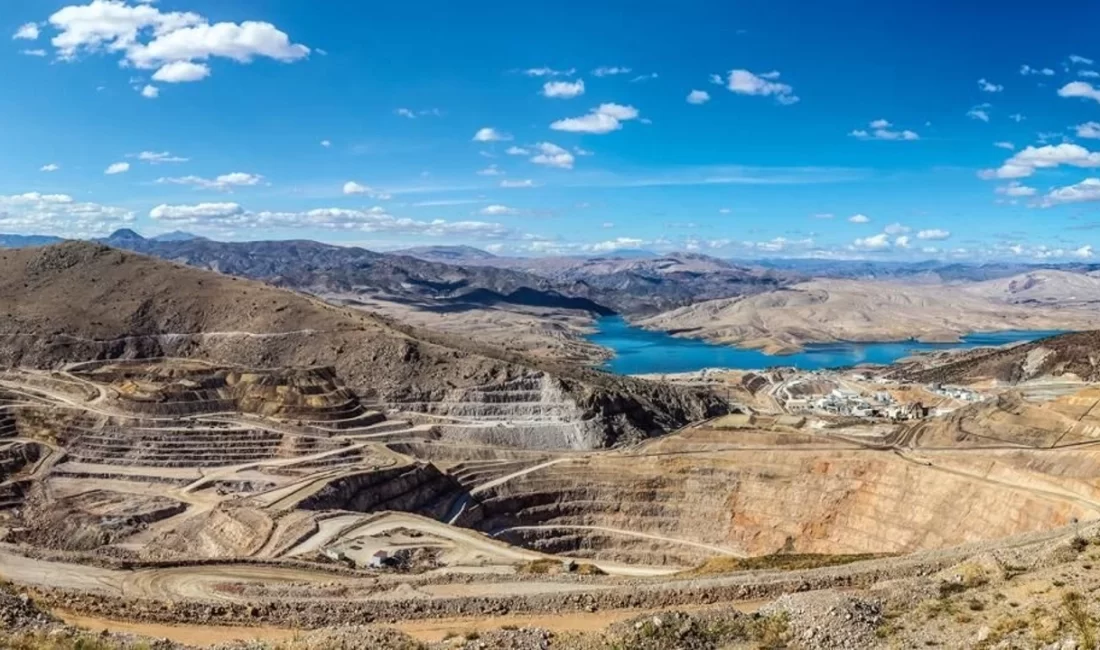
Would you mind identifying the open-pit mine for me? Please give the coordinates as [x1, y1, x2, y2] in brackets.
[4, 243, 1100, 649]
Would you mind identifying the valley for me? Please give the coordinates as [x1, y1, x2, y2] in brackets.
[3, 241, 1100, 649]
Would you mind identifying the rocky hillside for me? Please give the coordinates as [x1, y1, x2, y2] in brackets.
[0, 242, 725, 446]
[103, 232, 613, 316]
[895, 330, 1100, 385]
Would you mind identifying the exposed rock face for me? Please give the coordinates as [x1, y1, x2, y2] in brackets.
[895, 330, 1100, 384]
[0, 243, 726, 448]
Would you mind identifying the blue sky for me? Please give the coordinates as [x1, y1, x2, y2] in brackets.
[5, 1, 1100, 260]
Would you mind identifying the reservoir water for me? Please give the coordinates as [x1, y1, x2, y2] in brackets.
[588, 316, 1066, 375]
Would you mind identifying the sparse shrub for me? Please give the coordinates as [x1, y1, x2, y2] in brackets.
[1062, 591, 1097, 649]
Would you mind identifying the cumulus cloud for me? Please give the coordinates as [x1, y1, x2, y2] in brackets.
[505, 146, 530, 156]
[133, 150, 188, 164]
[894, 235, 910, 248]
[157, 172, 264, 191]
[1081, 70, 1100, 79]
[151, 60, 209, 83]
[994, 141, 1015, 150]
[542, 79, 584, 98]
[21, 49, 48, 57]
[592, 66, 631, 77]
[978, 78, 1003, 92]
[1041, 178, 1100, 206]
[722, 69, 798, 104]
[884, 222, 910, 235]
[500, 179, 535, 188]
[149, 202, 514, 238]
[320, 139, 331, 147]
[0, 192, 134, 236]
[479, 204, 517, 216]
[550, 103, 640, 134]
[472, 127, 511, 142]
[13, 23, 40, 40]
[140, 84, 159, 98]
[585, 237, 646, 253]
[686, 89, 710, 105]
[980, 143, 1100, 179]
[848, 213, 870, 223]
[529, 142, 574, 169]
[995, 181, 1037, 197]
[341, 181, 390, 199]
[40, 163, 60, 172]
[1077, 122, 1100, 139]
[44, 0, 309, 85]
[1059, 81, 1100, 103]
[104, 162, 130, 174]
[849, 118, 919, 141]
[916, 229, 951, 240]
[1070, 55, 1095, 66]
[852, 233, 890, 250]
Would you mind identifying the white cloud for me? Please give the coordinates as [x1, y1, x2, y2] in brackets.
[1059, 81, 1100, 104]
[104, 161, 130, 174]
[978, 78, 1003, 92]
[13, 23, 40, 40]
[1074, 245, 1094, 258]
[629, 72, 658, 83]
[1020, 65, 1055, 76]
[996, 181, 1037, 197]
[529, 142, 574, 169]
[542, 78, 585, 99]
[505, 146, 529, 156]
[1009, 113, 1025, 122]
[894, 235, 910, 248]
[723, 69, 798, 104]
[848, 213, 870, 223]
[320, 139, 331, 147]
[884, 222, 910, 235]
[500, 179, 535, 188]
[718, 208, 732, 214]
[966, 104, 990, 122]
[21, 49, 48, 57]
[0, 192, 134, 236]
[151, 60, 209, 82]
[522, 67, 574, 77]
[158, 172, 264, 191]
[980, 143, 1100, 179]
[150, 202, 243, 221]
[1077, 122, 1100, 139]
[573, 146, 593, 156]
[1070, 55, 1095, 66]
[341, 180, 390, 199]
[476, 164, 503, 176]
[150, 202, 514, 238]
[472, 127, 512, 142]
[585, 237, 646, 253]
[686, 89, 710, 105]
[550, 102, 640, 134]
[592, 66, 631, 77]
[140, 84, 159, 98]
[40, 163, 60, 172]
[41, 1, 308, 92]
[1041, 178, 1100, 206]
[479, 204, 517, 216]
[994, 141, 1015, 150]
[1081, 70, 1100, 79]
[852, 233, 890, 250]
[917, 229, 951, 240]
[849, 119, 919, 141]
[133, 150, 188, 164]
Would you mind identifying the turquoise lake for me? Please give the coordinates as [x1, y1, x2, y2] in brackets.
[587, 316, 1067, 375]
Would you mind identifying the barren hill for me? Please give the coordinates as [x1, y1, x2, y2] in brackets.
[894, 330, 1100, 385]
[963, 269, 1100, 306]
[0, 242, 724, 447]
[637, 278, 1099, 354]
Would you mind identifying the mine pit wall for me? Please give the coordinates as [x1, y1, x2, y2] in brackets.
[455, 452, 1097, 563]
[297, 463, 463, 520]
[0, 331, 726, 450]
